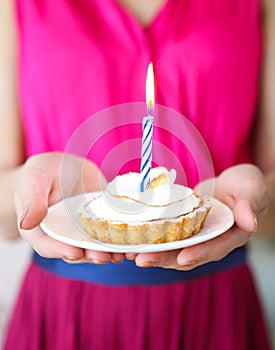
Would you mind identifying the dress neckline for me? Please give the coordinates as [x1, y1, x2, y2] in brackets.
[111, 0, 171, 30]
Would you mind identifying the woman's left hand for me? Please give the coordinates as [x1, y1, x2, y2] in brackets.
[126, 164, 268, 270]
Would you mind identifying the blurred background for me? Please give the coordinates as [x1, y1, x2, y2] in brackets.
[0, 237, 275, 349]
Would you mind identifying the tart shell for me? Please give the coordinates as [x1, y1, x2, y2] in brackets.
[77, 197, 211, 245]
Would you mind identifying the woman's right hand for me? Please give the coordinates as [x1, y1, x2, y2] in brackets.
[14, 152, 124, 264]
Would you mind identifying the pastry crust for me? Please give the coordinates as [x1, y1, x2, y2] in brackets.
[77, 196, 211, 245]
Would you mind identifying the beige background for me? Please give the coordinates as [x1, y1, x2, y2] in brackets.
[0, 237, 274, 349]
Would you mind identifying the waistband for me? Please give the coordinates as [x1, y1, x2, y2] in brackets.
[33, 245, 247, 286]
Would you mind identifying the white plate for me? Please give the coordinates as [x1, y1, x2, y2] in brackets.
[40, 192, 234, 253]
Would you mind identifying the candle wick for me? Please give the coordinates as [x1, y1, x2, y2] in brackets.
[147, 102, 154, 116]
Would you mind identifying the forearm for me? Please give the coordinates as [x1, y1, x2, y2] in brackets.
[0, 167, 21, 239]
[257, 169, 275, 237]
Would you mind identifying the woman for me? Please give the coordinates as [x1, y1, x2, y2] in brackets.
[1, 0, 274, 349]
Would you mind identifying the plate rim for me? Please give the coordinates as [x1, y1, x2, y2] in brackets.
[40, 193, 234, 253]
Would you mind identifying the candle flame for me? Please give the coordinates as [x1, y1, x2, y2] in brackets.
[146, 62, 155, 115]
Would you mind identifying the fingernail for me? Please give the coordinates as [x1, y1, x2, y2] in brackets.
[136, 261, 156, 268]
[110, 258, 124, 264]
[178, 259, 197, 267]
[63, 257, 82, 264]
[19, 207, 29, 230]
[90, 259, 108, 265]
[64, 256, 81, 261]
[253, 213, 258, 232]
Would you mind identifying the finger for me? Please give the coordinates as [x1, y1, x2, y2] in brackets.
[125, 253, 137, 260]
[62, 258, 89, 264]
[110, 253, 125, 263]
[135, 250, 181, 269]
[177, 227, 251, 269]
[20, 226, 85, 260]
[15, 166, 52, 230]
[84, 250, 112, 264]
[233, 198, 257, 232]
[64, 252, 125, 265]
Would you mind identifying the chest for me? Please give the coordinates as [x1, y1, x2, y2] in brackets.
[115, 0, 167, 26]
[16, 0, 262, 175]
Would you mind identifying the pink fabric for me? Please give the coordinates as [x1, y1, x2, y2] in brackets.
[15, 0, 262, 180]
[7, 1, 271, 349]
[4, 262, 271, 350]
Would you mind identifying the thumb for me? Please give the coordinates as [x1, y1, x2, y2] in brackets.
[15, 166, 52, 230]
[216, 164, 268, 233]
[232, 198, 257, 233]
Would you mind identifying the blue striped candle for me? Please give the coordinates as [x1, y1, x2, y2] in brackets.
[140, 62, 155, 192]
[140, 114, 153, 192]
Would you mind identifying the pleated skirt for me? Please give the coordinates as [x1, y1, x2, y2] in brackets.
[3, 262, 271, 350]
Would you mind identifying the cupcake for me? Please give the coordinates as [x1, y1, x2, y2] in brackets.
[77, 167, 211, 245]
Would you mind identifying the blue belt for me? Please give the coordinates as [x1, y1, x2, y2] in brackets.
[33, 246, 246, 286]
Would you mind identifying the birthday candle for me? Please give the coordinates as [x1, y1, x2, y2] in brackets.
[140, 62, 155, 192]
[140, 115, 153, 191]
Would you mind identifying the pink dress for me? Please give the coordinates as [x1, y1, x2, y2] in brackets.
[4, 0, 271, 349]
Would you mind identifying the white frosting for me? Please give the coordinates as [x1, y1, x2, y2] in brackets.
[84, 167, 201, 223]
[107, 167, 176, 199]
